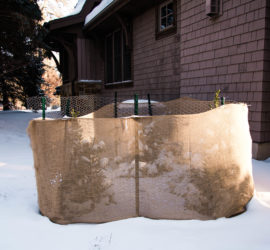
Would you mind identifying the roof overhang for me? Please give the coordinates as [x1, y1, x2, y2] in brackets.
[46, 0, 158, 48]
[84, 0, 157, 33]
[47, 0, 101, 31]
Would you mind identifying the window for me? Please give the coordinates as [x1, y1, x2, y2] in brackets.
[156, 0, 177, 39]
[105, 29, 131, 84]
[160, 1, 174, 31]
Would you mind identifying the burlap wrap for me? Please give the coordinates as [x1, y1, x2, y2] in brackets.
[28, 102, 254, 224]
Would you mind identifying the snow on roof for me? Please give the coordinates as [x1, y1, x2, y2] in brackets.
[84, 0, 115, 25]
[69, 0, 87, 16]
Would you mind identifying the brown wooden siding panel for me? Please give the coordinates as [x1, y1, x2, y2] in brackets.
[77, 38, 82, 80]
[262, 1, 270, 142]
[100, 2, 180, 99]
[86, 0, 268, 144]
[82, 38, 87, 79]
[85, 39, 89, 79]
[77, 38, 96, 81]
[179, 0, 267, 143]
[132, 6, 181, 96]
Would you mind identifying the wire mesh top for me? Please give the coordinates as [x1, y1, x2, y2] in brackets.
[26, 94, 228, 119]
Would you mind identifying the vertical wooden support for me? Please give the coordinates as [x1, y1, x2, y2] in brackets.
[134, 94, 138, 115]
[147, 93, 152, 116]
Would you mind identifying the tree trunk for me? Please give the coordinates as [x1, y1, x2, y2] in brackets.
[2, 85, 11, 111]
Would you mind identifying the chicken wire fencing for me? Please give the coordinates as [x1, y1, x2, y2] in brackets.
[26, 93, 230, 119]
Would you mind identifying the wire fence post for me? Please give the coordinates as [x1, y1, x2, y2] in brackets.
[134, 94, 138, 115]
[221, 96, 225, 105]
[114, 92, 118, 118]
[42, 97, 46, 120]
[66, 99, 70, 117]
[147, 93, 152, 116]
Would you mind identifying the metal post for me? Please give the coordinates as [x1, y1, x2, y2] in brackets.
[114, 92, 118, 118]
[66, 99, 70, 117]
[147, 93, 152, 116]
[134, 118, 140, 216]
[134, 94, 138, 116]
[42, 97, 46, 120]
[221, 96, 225, 105]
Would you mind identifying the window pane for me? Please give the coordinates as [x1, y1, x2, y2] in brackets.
[167, 3, 173, 15]
[106, 35, 113, 83]
[167, 14, 174, 26]
[161, 6, 166, 17]
[124, 49, 131, 80]
[105, 29, 132, 83]
[123, 35, 131, 81]
[161, 17, 166, 30]
[114, 30, 122, 82]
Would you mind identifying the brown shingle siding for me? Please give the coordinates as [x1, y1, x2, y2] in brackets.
[263, 3, 270, 143]
[131, 5, 181, 96]
[99, 0, 269, 144]
[178, 0, 267, 142]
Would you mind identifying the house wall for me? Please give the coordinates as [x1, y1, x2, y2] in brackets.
[131, 5, 181, 99]
[122, 0, 267, 145]
[253, 0, 270, 159]
[110, 0, 268, 158]
[73, 37, 104, 95]
[77, 37, 104, 82]
[69, 0, 269, 157]
[100, 4, 181, 100]
[262, 1, 270, 142]
[77, 37, 93, 80]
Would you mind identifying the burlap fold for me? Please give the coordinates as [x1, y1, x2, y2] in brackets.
[28, 102, 254, 224]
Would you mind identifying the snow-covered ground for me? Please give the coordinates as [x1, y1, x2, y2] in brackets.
[0, 111, 269, 250]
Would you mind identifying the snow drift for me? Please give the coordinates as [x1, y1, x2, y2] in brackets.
[27, 102, 254, 224]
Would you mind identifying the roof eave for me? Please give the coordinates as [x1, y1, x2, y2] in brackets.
[48, 0, 101, 31]
[84, 0, 128, 32]
[48, 15, 84, 31]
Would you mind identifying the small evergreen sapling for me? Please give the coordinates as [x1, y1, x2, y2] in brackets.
[210, 89, 221, 109]
[71, 108, 80, 118]
[214, 89, 221, 108]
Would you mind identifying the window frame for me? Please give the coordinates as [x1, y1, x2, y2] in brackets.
[104, 29, 132, 86]
[155, 0, 177, 40]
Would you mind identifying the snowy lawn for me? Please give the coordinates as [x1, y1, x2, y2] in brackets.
[0, 111, 270, 250]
